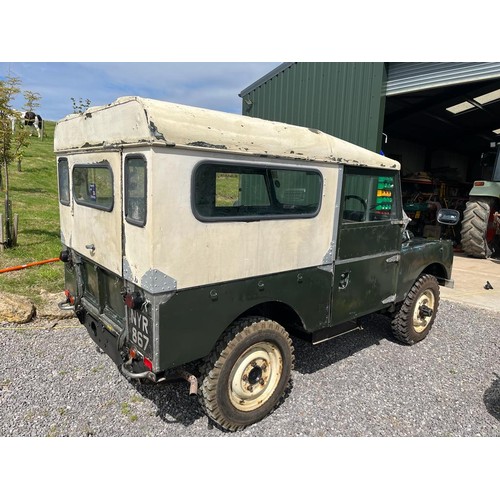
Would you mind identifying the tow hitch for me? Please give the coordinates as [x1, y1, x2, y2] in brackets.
[121, 357, 157, 382]
[121, 357, 198, 395]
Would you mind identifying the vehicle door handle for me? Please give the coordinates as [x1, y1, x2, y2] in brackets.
[386, 254, 400, 263]
[339, 271, 350, 290]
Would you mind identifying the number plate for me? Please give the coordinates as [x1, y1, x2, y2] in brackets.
[127, 308, 152, 354]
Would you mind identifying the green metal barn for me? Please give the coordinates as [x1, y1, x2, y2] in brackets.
[239, 62, 500, 245]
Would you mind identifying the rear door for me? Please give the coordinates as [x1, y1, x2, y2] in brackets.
[331, 167, 403, 325]
[70, 151, 123, 276]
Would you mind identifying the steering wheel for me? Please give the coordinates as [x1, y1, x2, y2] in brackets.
[345, 195, 367, 211]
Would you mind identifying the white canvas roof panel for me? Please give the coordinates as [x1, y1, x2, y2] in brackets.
[54, 96, 400, 170]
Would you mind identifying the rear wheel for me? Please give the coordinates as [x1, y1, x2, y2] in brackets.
[460, 197, 498, 258]
[391, 274, 440, 345]
[199, 316, 294, 431]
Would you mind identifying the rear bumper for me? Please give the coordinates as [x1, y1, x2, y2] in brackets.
[79, 309, 125, 366]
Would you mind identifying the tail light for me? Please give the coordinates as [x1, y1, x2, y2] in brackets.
[123, 291, 144, 310]
[64, 289, 75, 305]
[143, 357, 153, 371]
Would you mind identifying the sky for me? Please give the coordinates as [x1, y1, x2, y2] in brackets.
[2, 2, 495, 125]
[3, 2, 494, 125]
[0, 62, 281, 122]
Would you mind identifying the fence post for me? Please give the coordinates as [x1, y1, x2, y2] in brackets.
[0, 214, 4, 252]
[12, 213, 19, 246]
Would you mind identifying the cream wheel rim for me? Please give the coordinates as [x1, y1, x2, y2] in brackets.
[229, 342, 283, 412]
[413, 289, 435, 333]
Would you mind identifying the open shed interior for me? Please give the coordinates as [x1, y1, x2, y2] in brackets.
[382, 77, 500, 239]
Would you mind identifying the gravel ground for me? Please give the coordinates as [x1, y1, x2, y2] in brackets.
[1, 299, 499, 437]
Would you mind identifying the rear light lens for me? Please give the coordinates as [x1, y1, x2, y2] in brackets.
[64, 289, 75, 305]
[143, 357, 153, 371]
[123, 292, 144, 310]
[474, 181, 485, 186]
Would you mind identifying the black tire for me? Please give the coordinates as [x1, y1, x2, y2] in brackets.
[460, 197, 496, 258]
[391, 274, 440, 345]
[199, 316, 294, 431]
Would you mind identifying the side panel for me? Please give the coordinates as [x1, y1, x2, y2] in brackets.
[157, 267, 333, 370]
[149, 149, 338, 290]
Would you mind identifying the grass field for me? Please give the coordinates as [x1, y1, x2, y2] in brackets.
[0, 121, 64, 303]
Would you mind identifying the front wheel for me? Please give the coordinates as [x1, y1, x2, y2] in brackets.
[199, 316, 294, 431]
[391, 274, 440, 345]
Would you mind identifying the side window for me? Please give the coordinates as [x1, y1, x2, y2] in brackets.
[193, 163, 322, 221]
[58, 158, 70, 206]
[73, 164, 114, 211]
[342, 170, 399, 223]
[124, 155, 147, 226]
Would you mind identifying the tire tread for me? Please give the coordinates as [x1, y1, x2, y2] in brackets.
[198, 316, 294, 431]
[391, 274, 439, 345]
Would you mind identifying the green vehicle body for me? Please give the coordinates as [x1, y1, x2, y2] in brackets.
[62, 234, 453, 372]
[55, 97, 456, 429]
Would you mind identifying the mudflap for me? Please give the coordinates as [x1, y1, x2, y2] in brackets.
[79, 310, 124, 366]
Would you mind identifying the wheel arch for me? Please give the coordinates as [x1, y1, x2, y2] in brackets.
[235, 300, 306, 335]
[420, 262, 449, 286]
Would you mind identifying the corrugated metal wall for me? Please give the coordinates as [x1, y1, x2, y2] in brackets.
[385, 62, 500, 96]
[240, 62, 386, 152]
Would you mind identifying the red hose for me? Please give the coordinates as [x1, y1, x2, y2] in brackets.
[0, 257, 60, 274]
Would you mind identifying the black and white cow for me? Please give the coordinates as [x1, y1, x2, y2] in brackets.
[10, 110, 43, 138]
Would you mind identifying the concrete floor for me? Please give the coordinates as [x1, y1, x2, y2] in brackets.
[440, 252, 500, 313]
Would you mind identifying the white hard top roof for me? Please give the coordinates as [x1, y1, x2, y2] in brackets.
[54, 96, 400, 170]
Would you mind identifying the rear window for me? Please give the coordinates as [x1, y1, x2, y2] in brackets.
[193, 163, 322, 221]
[58, 158, 70, 206]
[73, 164, 114, 211]
[124, 155, 147, 226]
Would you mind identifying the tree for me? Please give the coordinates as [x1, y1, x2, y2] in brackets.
[12, 125, 31, 172]
[0, 75, 39, 248]
[71, 97, 91, 114]
[0, 76, 19, 190]
[24, 90, 42, 112]
[14, 90, 41, 171]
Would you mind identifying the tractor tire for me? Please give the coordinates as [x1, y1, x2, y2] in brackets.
[391, 274, 440, 345]
[198, 316, 294, 432]
[460, 197, 496, 258]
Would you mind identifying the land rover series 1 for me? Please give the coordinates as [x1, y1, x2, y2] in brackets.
[55, 96, 458, 431]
